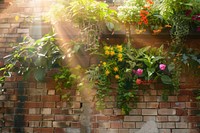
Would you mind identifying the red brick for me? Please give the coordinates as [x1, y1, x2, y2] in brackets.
[34, 128, 54, 133]
[43, 102, 55, 108]
[187, 116, 200, 122]
[171, 102, 186, 108]
[176, 109, 188, 116]
[24, 115, 42, 121]
[110, 121, 122, 128]
[159, 102, 171, 108]
[24, 102, 43, 108]
[42, 95, 60, 102]
[110, 115, 124, 121]
[71, 122, 81, 128]
[43, 115, 54, 121]
[178, 95, 190, 102]
[186, 102, 198, 108]
[168, 96, 178, 102]
[97, 116, 110, 121]
[54, 128, 65, 133]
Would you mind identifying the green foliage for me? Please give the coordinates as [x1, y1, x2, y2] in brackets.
[54, 67, 79, 101]
[45, 0, 118, 52]
[87, 44, 180, 114]
[0, 32, 64, 82]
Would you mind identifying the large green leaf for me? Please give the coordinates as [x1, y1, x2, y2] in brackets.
[161, 75, 172, 84]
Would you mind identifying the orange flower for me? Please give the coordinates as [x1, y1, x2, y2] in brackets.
[146, 0, 153, 5]
[115, 75, 120, 79]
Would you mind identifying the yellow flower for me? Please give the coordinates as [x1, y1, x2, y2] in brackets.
[103, 62, 106, 66]
[115, 75, 120, 79]
[116, 45, 123, 52]
[105, 50, 110, 55]
[113, 67, 118, 72]
[118, 53, 123, 58]
[118, 57, 123, 62]
[105, 70, 110, 76]
[104, 46, 110, 50]
[110, 51, 115, 56]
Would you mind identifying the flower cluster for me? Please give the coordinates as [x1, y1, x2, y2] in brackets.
[87, 44, 179, 114]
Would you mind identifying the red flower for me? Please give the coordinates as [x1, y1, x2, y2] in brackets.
[136, 79, 142, 85]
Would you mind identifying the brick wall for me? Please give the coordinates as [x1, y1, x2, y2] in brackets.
[0, 0, 200, 133]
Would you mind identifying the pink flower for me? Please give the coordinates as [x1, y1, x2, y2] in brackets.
[159, 64, 166, 71]
[136, 79, 142, 85]
[136, 68, 143, 76]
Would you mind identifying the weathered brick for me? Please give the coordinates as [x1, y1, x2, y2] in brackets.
[142, 109, 157, 115]
[143, 116, 156, 121]
[124, 116, 142, 121]
[168, 116, 180, 122]
[110, 121, 122, 128]
[156, 116, 168, 122]
[71, 122, 81, 128]
[158, 109, 176, 115]
[118, 129, 129, 133]
[99, 122, 110, 128]
[102, 109, 114, 115]
[137, 103, 146, 108]
[123, 122, 135, 128]
[176, 122, 188, 128]
[52, 121, 71, 127]
[41, 121, 52, 127]
[17, 28, 29, 33]
[129, 109, 142, 115]
[41, 108, 51, 114]
[47, 90, 55, 95]
[29, 108, 40, 114]
[144, 96, 158, 101]
[136, 122, 145, 128]
[159, 129, 171, 133]
[162, 122, 175, 128]
[0, 24, 10, 28]
[147, 102, 159, 108]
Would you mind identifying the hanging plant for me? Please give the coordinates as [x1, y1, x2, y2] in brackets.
[87, 44, 180, 114]
[0, 32, 64, 82]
